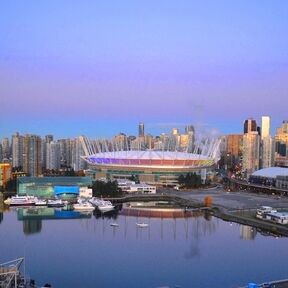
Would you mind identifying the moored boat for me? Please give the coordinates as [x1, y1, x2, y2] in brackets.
[47, 199, 65, 208]
[256, 206, 277, 219]
[35, 198, 47, 206]
[89, 197, 115, 212]
[73, 202, 95, 212]
[136, 222, 149, 228]
[4, 195, 36, 206]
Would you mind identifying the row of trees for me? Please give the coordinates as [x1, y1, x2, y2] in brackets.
[91, 180, 124, 198]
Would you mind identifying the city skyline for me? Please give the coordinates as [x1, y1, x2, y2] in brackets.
[1, 1, 288, 138]
[0, 117, 287, 140]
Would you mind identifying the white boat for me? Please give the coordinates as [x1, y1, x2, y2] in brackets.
[89, 197, 104, 206]
[4, 195, 36, 206]
[35, 198, 47, 206]
[98, 202, 115, 212]
[136, 222, 149, 228]
[73, 202, 95, 212]
[256, 206, 277, 219]
[89, 197, 115, 212]
[47, 199, 64, 207]
[110, 223, 119, 227]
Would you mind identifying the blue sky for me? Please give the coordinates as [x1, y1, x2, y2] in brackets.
[0, 0, 288, 138]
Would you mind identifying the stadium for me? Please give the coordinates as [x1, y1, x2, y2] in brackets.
[80, 136, 220, 186]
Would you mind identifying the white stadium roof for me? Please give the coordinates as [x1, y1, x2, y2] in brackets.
[87, 150, 211, 160]
[252, 167, 288, 178]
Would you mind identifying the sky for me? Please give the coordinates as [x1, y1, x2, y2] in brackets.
[0, 0, 288, 139]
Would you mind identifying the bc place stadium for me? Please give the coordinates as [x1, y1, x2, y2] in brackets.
[80, 136, 220, 186]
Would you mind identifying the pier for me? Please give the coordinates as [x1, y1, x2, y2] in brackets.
[0, 258, 24, 288]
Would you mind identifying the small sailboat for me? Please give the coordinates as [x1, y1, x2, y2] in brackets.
[136, 222, 149, 228]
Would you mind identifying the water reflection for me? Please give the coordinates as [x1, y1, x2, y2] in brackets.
[17, 207, 92, 221]
[240, 225, 257, 240]
[23, 219, 42, 235]
[0, 212, 3, 224]
[17, 207, 92, 234]
[1, 208, 287, 287]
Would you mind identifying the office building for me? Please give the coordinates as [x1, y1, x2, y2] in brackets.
[0, 163, 11, 189]
[138, 122, 144, 137]
[261, 116, 270, 139]
[71, 137, 87, 171]
[242, 119, 260, 177]
[274, 120, 288, 167]
[46, 141, 61, 170]
[23, 134, 42, 177]
[12, 132, 24, 168]
[260, 116, 274, 168]
[244, 119, 258, 134]
[1, 137, 10, 161]
[42, 135, 54, 169]
[227, 135, 243, 158]
[58, 139, 72, 168]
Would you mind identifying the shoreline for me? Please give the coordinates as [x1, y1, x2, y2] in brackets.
[106, 193, 288, 237]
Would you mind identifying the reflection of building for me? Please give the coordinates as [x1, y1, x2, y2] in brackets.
[17, 176, 92, 198]
[17, 207, 92, 221]
[23, 219, 42, 235]
[120, 202, 204, 218]
[240, 225, 257, 240]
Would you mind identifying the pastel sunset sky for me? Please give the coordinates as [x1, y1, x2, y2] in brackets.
[0, 1, 287, 138]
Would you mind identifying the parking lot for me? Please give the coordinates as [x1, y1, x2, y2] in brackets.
[159, 185, 288, 211]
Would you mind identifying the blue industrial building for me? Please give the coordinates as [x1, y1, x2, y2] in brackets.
[17, 177, 92, 199]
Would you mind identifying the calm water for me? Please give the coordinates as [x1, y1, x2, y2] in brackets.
[0, 207, 287, 288]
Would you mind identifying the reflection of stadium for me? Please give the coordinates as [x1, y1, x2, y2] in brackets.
[82, 138, 219, 185]
[119, 202, 203, 218]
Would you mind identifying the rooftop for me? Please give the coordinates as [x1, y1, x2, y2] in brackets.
[252, 167, 288, 179]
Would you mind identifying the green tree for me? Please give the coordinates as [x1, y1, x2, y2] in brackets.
[91, 180, 123, 198]
[5, 178, 17, 192]
[178, 173, 202, 189]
